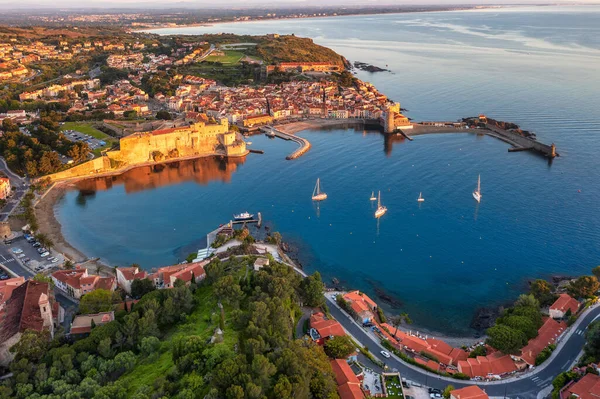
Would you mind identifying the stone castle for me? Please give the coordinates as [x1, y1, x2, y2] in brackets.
[382, 102, 412, 134]
[47, 117, 248, 181]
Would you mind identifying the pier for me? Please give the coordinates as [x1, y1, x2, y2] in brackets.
[261, 127, 312, 160]
[401, 119, 557, 158]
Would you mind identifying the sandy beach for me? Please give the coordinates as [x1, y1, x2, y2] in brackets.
[34, 183, 114, 276]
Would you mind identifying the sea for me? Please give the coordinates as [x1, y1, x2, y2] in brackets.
[56, 6, 600, 335]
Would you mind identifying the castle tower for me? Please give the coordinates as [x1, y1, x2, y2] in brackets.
[38, 292, 54, 337]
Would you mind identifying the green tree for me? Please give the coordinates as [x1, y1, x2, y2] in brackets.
[530, 279, 556, 306]
[131, 278, 155, 299]
[486, 324, 527, 354]
[139, 336, 160, 357]
[156, 110, 172, 120]
[9, 329, 51, 363]
[443, 385, 455, 399]
[514, 294, 540, 309]
[324, 335, 356, 359]
[79, 289, 121, 314]
[568, 276, 600, 299]
[300, 272, 325, 307]
[501, 315, 538, 340]
[583, 321, 600, 362]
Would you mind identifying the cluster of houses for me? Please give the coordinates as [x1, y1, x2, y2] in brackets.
[68, 79, 150, 116]
[161, 78, 398, 127]
[107, 53, 145, 70]
[336, 290, 581, 381]
[19, 78, 101, 102]
[0, 260, 208, 368]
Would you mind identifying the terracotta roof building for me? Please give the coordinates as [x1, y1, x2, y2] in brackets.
[70, 311, 115, 335]
[450, 386, 489, 399]
[330, 359, 365, 399]
[560, 373, 600, 399]
[0, 276, 25, 309]
[550, 294, 580, 319]
[0, 281, 62, 366]
[343, 291, 377, 324]
[116, 266, 148, 294]
[519, 317, 566, 366]
[52, 268, 116, 299]
[309, 312, 346, 345]
[149, 261, 207, 289]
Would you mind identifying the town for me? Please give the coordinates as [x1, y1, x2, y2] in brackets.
[0, 16, 591, 399]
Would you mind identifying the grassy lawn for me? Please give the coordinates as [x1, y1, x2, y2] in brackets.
[118, 284, 237, 395]
[60, 122, 110, 139]
[205, 50, 245, 65]
[385, 375, 405, 398]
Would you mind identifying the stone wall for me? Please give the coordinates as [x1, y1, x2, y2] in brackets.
[46, 156, 111, 181]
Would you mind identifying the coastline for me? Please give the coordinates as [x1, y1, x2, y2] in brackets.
[136, 5, 537, 34]
[34, 183, 114, 276]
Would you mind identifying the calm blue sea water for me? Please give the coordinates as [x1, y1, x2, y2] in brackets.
[57, 6, 600, 335]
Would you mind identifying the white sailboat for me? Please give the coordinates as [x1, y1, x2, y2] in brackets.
[312, 178, 327, 201]
[417, 192, 425, 202]
[370, 191, 377, 201]
[374, 191, 387, 218]
[473, 174, 482, 203]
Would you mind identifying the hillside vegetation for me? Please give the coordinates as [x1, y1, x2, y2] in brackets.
[255, 35, 346, 66]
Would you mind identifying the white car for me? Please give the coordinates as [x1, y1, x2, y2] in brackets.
[11, 248, 23, 254]
[40, 252, 50, 257]
[51, 259, 60, 263]
[17, 253, 26, 258]
[380, 350, 391, 358]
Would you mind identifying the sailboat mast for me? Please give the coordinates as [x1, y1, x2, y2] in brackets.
[377, 191, 381, 207]
[477, 175, 481, 192]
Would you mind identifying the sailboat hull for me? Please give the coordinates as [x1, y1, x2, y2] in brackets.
[375, 207, 387, 218]
[473, 191, 481, 202]
[312, 193, 328, 201]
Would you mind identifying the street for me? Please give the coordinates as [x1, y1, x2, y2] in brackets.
[325, 293, 600, 398]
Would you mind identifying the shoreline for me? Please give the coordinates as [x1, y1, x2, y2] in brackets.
[34, 183, 114, 276]
[136, 4, 541, 34]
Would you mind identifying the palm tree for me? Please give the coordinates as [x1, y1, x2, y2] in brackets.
[390, 312, 412, 338]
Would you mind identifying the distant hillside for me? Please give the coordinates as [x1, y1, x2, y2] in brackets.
[255, 35, 346, 67]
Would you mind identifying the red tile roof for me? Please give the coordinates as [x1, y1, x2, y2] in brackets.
[0, 277, 25, 307]
[520, 317, 566, 365]
[310, 312, 346, 339]
[451, 386, 489, 399]
[551, 294, 580, 315]
[70, 311, 115, 335]
[330, 359, 364, 399]
[561, 373, 600, 399]
[0, 281, 51, 341]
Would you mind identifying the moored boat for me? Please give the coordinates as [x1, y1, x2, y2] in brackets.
[233, 212, 254, 220]
[374, 191, 387, 218]
[417, 192, 425, 202]
[473, 174, 482, 203]
[312, 178, 327, 201]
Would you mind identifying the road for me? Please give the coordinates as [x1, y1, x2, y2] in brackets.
[0, 157, 28, 222]
[325, 294, 600, 398]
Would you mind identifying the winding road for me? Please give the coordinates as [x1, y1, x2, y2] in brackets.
[325, 294, 600, 398]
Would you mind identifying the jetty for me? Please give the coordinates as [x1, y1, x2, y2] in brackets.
[261, 126, 311, 160]
[230, 212, 262, 228]
[401, 117, 557, 158]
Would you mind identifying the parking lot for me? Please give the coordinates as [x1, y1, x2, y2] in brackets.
[62, 129, 108, 152]
[3, 234, 64, 275]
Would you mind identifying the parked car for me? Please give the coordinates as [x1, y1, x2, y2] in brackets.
[11, 247, 23, 254]
[380, 350, 391, 358]
[37, 248, 47, 254]
[32, 242, 41, 247]
[23, 257, 30, 263]
[0, 275, 9, 280]
[40, 252, 50, 257]
[17, 254, 26, 258]
[51, 259, 60, 263]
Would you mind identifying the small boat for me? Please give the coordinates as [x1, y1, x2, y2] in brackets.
[473, 174, 482, 203]
[233, 212, 254, 221]
[246, 141, 252, 145]
[374, 191, 387, 218]
[266, 130, 275, 138]
[312, 178, 327, 201]
[417, 192, 425, 202]
[370, 191, 377, 201]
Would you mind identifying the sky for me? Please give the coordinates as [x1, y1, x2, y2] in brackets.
[0, 0, 598, 10]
